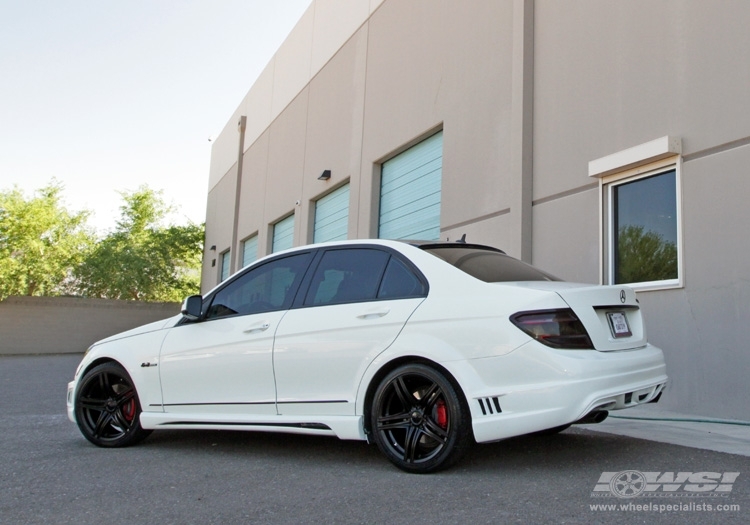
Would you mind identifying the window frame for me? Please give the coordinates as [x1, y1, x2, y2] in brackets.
[291, 245, 429, 310]
[302, 247, 391, 307]
[601, 158, 684, 291]
[202, 251, 314, 321]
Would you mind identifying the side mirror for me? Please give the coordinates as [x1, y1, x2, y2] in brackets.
[181, 295, 203, 321]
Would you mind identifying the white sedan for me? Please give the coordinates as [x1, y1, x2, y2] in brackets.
[67, 240, 667, 473]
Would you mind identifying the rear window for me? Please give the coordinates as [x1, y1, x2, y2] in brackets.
[420, 245, 560, 283]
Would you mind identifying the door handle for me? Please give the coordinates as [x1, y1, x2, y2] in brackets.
[244, 321, 270, 334]
[357, 309, 390, 320]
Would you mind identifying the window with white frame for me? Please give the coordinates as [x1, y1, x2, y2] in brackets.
[590, 136, 682, 290]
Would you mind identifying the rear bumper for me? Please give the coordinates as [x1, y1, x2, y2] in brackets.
[451, 342, 668, 443]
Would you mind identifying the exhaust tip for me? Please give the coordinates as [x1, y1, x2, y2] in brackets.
[574, 409, 609, 425]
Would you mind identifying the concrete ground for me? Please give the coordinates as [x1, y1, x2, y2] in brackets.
[582, 404, 750, 457]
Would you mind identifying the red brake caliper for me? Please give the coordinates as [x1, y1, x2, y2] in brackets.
[122, 399, 136, 422]
[435, 399, 448, 429]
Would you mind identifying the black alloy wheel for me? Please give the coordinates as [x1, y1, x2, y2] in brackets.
[371, 363, 471, 473]
[74, 362, 152, 447]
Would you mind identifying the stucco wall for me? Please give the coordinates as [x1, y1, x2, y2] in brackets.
[0, 296, 179, 355]
[201, 0, 750, 421]
[531, 0, 750, 421]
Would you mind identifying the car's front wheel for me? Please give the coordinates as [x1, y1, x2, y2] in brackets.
[370, 363, 471, 473]
[74, 362, 152, 447]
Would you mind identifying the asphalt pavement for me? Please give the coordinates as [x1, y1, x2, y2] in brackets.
[1, 354, 748, 524]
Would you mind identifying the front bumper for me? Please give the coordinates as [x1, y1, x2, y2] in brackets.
[66, 381, 76, 424]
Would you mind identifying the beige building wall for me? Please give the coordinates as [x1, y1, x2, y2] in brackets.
[203, 0, 750, 421]
[531, 0, 750, 420]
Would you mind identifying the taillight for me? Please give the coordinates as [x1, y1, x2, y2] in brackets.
[510, 308, 594, 349]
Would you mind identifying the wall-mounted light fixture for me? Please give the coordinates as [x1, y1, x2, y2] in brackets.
[318, 169, 331, 181]
[209, 245, 216, 251]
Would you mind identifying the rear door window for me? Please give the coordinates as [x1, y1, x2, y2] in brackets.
[304, 247, 427, 306]
[304, 249, 389, 306]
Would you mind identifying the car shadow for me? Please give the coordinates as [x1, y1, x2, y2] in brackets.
[129, 426, 682, 475]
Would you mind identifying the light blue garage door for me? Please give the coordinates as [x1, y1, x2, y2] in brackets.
[314, 183, 350, 243]
[219, 250, 231, 281]
[241, 234, 258, 268]
[272, 214, 295, 253]
[378, 131, 442, 240]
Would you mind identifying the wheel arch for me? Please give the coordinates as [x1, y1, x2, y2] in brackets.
[79, 357, 121, 379]
[361, 356, 472, 440]
[75, 356, 145, 405]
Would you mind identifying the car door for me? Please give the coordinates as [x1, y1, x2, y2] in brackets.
[158, 252, 312, 415]
[272, 247, 427, 416]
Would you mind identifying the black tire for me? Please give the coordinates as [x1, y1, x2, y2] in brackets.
[370, 363, 471, 473]
[74, 362, 152, 447]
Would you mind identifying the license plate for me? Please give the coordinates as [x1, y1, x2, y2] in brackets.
[606, 311, 632, 338]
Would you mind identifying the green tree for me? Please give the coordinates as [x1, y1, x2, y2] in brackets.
[616, 225, 677, 284]
[0, 182, 93, 299]
[74, 186, 204, 301]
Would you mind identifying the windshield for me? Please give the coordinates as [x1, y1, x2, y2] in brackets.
[420, 245, 560, 283]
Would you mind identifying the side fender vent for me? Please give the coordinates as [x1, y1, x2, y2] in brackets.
[477, 397, 502, 416]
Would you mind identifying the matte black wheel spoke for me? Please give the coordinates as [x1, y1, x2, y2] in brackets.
[79, 396, 107, 411]
[391, 376, 414, 408]
[420, 383, 441, 410]
[403, 426, 421, 462]
[112, 409, 131, 431]
[98, 372, 113, 396]
[115, 389, 135, 408]
[376, 411, 412, 431]
[421, 418, 449, 444]
[93, 411, 112, 438]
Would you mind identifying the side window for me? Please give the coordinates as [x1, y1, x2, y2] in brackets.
[378, 257, 426, 298]
[304, 249, 390, 306]
[206, 253, 311, 320]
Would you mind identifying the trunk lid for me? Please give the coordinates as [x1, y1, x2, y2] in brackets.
[509, 282, 647, 351]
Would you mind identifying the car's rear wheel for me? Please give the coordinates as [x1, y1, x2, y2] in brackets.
[74, 362, 152, 447]
[370, 363, 471, 473]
